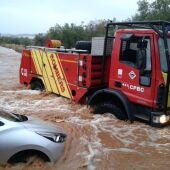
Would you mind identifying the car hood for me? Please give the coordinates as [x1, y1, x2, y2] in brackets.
[21, 117, 65, 134]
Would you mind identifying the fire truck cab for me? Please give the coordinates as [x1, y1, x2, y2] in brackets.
[20, 21, 170, 126]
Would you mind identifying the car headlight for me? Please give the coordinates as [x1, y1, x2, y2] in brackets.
[36, 132, 66, 143]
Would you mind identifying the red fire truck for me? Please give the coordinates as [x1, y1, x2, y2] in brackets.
[20, 21, 170, 126]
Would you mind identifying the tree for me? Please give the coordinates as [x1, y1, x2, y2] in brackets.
[47, 23, 88, 48]
[33, 33, 47, 46]
[46, 19, 111, 48]
[133, 0, 170, 21]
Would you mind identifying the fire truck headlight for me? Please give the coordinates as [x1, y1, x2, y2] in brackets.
[159, 115, 169, 124]
[152, 114, 170, 124]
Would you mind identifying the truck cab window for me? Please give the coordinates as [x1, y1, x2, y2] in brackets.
[158, 38, 170, 73]
[119, 40, 137, 67]
[119, 36, 151, 71]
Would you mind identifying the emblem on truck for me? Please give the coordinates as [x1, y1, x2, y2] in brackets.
[129, 71, 136, 80]
[118, 69, 123, 78]
[21, 68, 27, 77]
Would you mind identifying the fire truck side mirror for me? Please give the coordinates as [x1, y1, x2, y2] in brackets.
[165, 25, 170, 34]
[140, 76, 151, 86]
[136, 40, 148, 70]
[137, 40, 148, 49]
[136, 49, 146, 70]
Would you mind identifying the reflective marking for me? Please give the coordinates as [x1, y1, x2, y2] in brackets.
[57, 54, 72, 98]
[31, 50, 72, 99]
[31, 50, 48, 91]
[37, 50, 53, 92]
[129, 71, 136, 80]
[41, 50, 59, 94]
[60, 59, 77, 63]
[50, 53, 71, 98]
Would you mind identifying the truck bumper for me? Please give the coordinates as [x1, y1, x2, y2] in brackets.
[151, 111, 170, 127]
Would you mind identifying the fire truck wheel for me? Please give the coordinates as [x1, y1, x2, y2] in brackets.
[30, 81, 44, 91]
[94, 102, 127, 120]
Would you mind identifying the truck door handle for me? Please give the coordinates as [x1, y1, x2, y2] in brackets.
[115, 81, 122, 88]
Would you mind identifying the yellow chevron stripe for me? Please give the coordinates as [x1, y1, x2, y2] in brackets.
[47, 52, 64, 95]
[162, 72, 170, 107]
[32, 50, 51, 92]
[31, 49, 72, 99]
[31, 50, 41, 75]
[48, 52, 71, 98]
[57, 55, 72, 98]
[44, 52, 61, 95]
[31, 50, 47, 90]
[56, 54, 72, 98]
[35, 50, 52, 92]
[40, 50, 59, 94]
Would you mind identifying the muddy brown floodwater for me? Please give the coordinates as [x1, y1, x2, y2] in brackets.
[0, 46, 170, 170]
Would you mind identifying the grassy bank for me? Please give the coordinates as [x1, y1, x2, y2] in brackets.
[1, 44, 25, 53]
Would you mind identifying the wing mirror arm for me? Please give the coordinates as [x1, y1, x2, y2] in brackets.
[137, 39, 148, 70]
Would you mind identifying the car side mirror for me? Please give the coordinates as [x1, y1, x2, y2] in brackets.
[0, 121, 4, 126]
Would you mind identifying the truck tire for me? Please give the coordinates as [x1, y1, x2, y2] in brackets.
[30, 81, 44, 91]
[93, 102, 127, 120]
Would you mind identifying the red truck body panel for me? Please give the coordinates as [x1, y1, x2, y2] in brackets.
[20, 48, 110, 102]
[19, 29, 166, 109]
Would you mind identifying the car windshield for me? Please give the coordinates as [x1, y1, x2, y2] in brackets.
[158, 38, 170, 73]
[0, 110, 21, 122]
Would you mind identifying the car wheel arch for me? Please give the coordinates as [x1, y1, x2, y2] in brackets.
[8, 149, 51, 163]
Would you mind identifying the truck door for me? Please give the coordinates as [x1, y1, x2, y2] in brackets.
[110, 33, 156, 108]
[158, 38, 170, 108]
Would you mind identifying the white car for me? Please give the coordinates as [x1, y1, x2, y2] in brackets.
[0, 110, 66, 163]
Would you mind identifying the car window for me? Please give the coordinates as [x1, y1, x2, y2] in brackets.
[0, 110, 19, 122]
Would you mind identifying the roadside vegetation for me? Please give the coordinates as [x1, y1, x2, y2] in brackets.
[0, 0, 169, 51]
[0, 37, 33, 52]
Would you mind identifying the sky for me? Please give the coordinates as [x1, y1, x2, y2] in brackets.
[0, 0, 140, 34]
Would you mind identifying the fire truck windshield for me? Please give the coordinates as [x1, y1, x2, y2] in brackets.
[158, 38, 170, 73]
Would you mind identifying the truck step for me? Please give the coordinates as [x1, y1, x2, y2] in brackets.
[134, 113, 150, 122]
